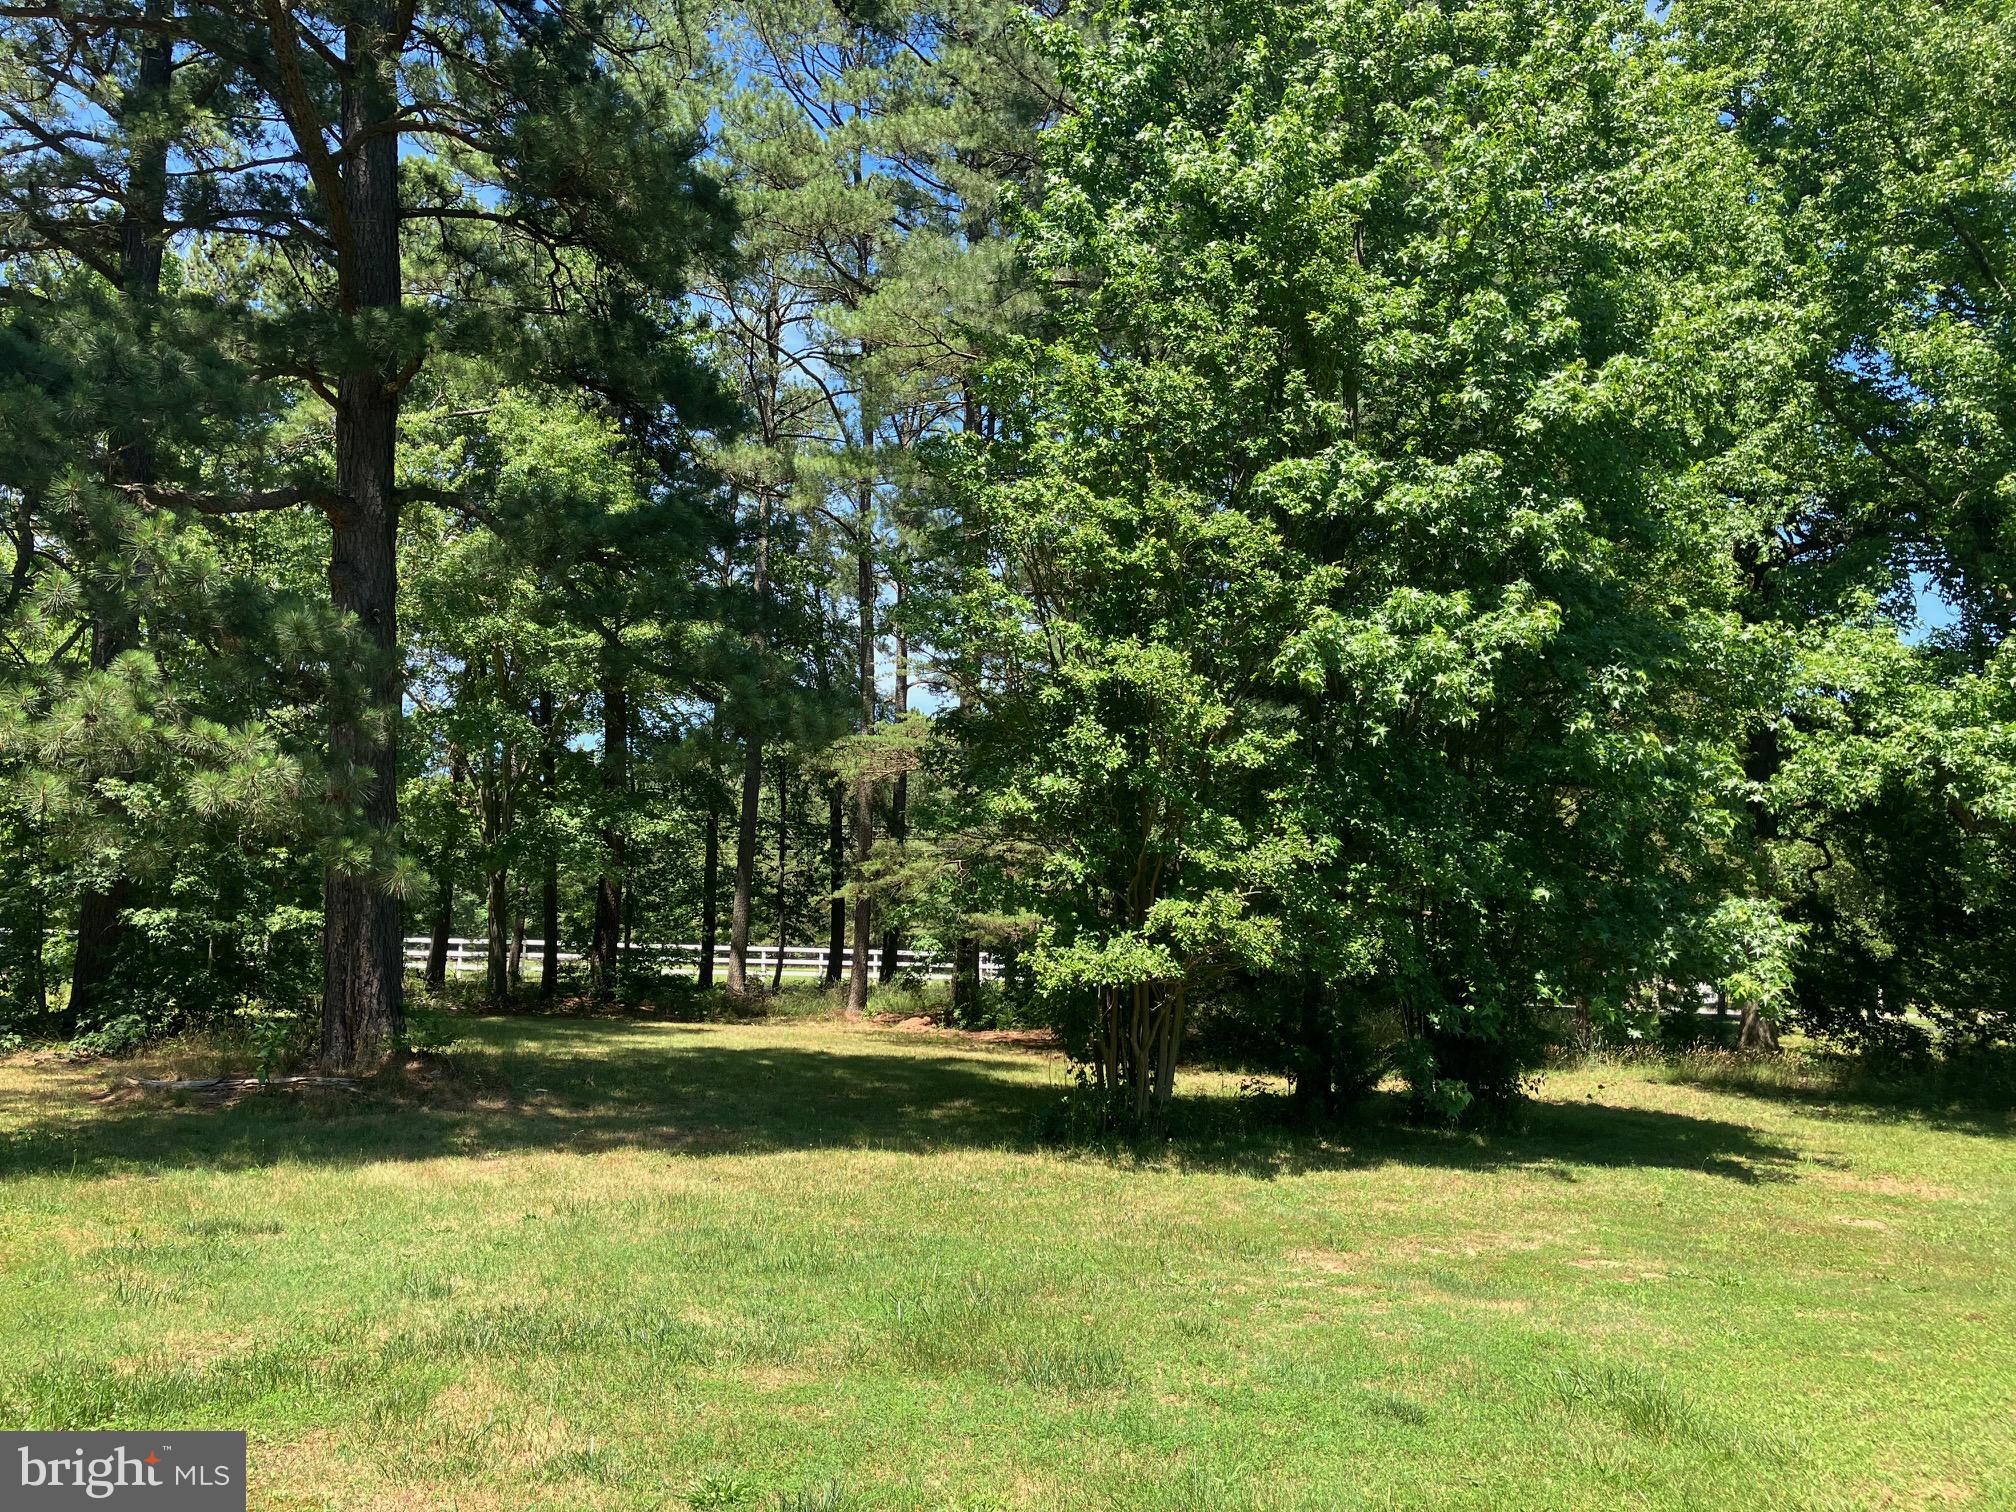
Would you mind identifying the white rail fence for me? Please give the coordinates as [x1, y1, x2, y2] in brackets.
[403, 937, 999, 985]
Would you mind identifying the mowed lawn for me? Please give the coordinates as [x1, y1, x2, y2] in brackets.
[1, 1016, 2012, 1510]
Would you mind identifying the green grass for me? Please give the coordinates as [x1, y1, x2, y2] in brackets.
[2, 1015, 2012, 1510]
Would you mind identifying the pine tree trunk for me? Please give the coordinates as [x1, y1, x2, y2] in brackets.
[319, 23, 406, 1071]
[727, 732, 763, 995]
[537, 690, 558, 999]
[772, 751, 789, 993]
[589, 668, 628, 997]
[699, 779, 720, 988]
[728, 501, 770, 995]
[825, 775, 846, 984]
[848, 543, 876, 1014]
[424, 748, 462, 992]
[879, 594, 908, 985]
[68, 14, 172, 1031]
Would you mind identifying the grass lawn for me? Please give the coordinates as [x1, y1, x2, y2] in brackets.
[1, 1013, 2012, 1510]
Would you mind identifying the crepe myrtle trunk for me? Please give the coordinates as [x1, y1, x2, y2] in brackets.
[67, 15, 173, 1033]
[1095, 979, 1190, 1125]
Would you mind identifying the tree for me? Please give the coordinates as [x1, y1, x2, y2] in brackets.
[1677, 0, 2016, 1051]
[940, 0, 1783, 1121]
[0, 0, 729, 1066]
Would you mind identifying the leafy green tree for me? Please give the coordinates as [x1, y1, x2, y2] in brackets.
[942, 0, 1785, 1121]
[1679, 0, 2016, 1050]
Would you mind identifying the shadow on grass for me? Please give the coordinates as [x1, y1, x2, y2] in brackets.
[0, 1015, 1800, 1185]
[1646, 1049, 2016, 1140]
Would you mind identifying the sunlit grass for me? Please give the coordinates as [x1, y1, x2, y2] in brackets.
[2, 1015, 2012, 1509]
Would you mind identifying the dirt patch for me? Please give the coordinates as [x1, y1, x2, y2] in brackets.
[866, 1016, 1059, 1053]
[1812, 1171, 1961, 1201]
[1288, 1247, 1358, 1274]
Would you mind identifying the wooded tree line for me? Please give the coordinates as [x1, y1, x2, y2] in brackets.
[1, 0, 2010, 1123]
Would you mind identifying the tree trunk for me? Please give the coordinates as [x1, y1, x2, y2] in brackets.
[772, 750, 789, 993]
[67, 14, 172, 1032]
[509, 911, 525, 987]
[700, 764, 721, 988]
[424, 872, 453, 993]
[879, 589, 908, 985]
[589, 667, 628, 997]
[825, 775, 846, 984]
[848, 542, 875, 1014]
[950, 935, 981, 1027]
[424, 748, 463, 992]
[537, 690, 558, 1000]
[1293, 975, 1334, 1120]
[727, 732, 764, 995]
[1738, 1002, 1781, 1053]
[484, 872, 509, 1003]
[319, 22, 406, 1071]
[728, 501, 770, 995]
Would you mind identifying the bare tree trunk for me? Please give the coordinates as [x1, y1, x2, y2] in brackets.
[424, 872, 453, 992]
[68, 12, 172, 1033]
[727, 733, 764, 995]
[537, 690, 559, 999]
[425, 748, 464, 992]
[508, 910, 525, 988]
[825, 775, 846, 984]
[700, 758, 721, 988]
[589, 667, 628, 997]
[848, 542, 875, 1014]
[728, 503, 770, 994]
[1293, 975, 1333, 1119]
[950, 935, 981, 1027]
[484, 874, 509, 1001]
[772, 749, 789, 993]
[319, 18, 406, 1070]
[879, 586, 908, 985]
[1738, 1002, 1781, 1053]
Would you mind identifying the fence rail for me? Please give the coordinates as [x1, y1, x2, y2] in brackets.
[401, 937, 998, 985]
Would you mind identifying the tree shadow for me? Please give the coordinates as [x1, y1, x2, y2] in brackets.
[0, 1016, 1800, 1185]
[1652, 1053, 2016, 1140]
[1149, 1094, 1803, 1184]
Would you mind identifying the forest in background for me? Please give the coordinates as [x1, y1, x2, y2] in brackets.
[1, 0, 2011, 1126]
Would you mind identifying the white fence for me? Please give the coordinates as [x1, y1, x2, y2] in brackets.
[403, 937, 998, 985]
